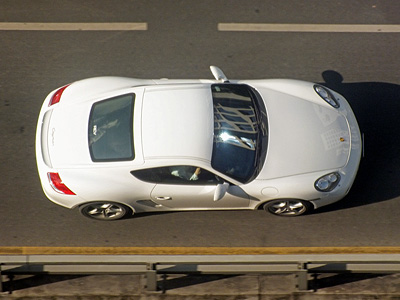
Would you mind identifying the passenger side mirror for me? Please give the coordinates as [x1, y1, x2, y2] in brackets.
[214, 182, 230, 201]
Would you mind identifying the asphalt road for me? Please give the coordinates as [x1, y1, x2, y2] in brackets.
[0, 1, 399, 248]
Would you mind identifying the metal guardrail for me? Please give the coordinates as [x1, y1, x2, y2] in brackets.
[1, 254, 400, 292]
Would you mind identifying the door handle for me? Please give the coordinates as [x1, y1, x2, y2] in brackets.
[156, 196, 172, 201]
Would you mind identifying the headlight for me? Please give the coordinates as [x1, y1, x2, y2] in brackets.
[315, 172, 341, 192]
[314, 85, 340, 108]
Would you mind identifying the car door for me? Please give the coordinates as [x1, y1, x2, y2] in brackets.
[131, 165, 250, 209]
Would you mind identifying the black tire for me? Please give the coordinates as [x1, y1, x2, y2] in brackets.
[263, 199, 312, 216]
[79, 202, 132, 221]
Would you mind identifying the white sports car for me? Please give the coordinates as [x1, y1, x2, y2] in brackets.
[36, 66, 362, 220]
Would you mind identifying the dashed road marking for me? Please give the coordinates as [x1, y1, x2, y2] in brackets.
[218, 23, 400, 33]
[0, 22, 147, 31]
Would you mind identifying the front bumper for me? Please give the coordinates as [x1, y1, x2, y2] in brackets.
[310, 88, 362, 209]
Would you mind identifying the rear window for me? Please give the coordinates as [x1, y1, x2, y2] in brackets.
[88, 94, 135, 162]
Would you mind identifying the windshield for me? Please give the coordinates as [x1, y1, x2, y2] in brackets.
[88, 94, 135, 161]
[211, 84, 268, 183]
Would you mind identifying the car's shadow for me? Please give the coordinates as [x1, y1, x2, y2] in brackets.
[316, 70, 400, 213]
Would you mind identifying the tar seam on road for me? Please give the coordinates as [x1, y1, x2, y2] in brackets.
[1, 247, 400, 255]
[0, 22, 148, 31]
[218, 23, 400, 33]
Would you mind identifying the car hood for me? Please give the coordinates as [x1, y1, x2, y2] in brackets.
[256, 87, 351, 180]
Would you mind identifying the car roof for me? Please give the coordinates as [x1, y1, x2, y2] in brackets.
[141, 84, 214, 162]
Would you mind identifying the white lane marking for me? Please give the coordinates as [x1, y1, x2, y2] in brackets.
[0, 22, 147, 31]
[218, 23, 400, 33]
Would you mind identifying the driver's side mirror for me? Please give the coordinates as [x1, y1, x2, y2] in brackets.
[210, 66, 229, 83]
[214, 182, 230, 201]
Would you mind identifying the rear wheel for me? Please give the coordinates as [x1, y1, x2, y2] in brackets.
[263, 199, 312, 216]
[79, 202, 132, 220]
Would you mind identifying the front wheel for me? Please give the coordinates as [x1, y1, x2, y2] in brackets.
[263, 199, 312, 216]
[79, 202, 132, 221]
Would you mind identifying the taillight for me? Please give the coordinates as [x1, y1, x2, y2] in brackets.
[48, 84, 70, 106]
[47, 172, 75, 195]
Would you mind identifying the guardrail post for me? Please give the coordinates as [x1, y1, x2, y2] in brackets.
[296, 262, 308, 291]
[146, 263, 158, 291]
[0, 264, 3, 293]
